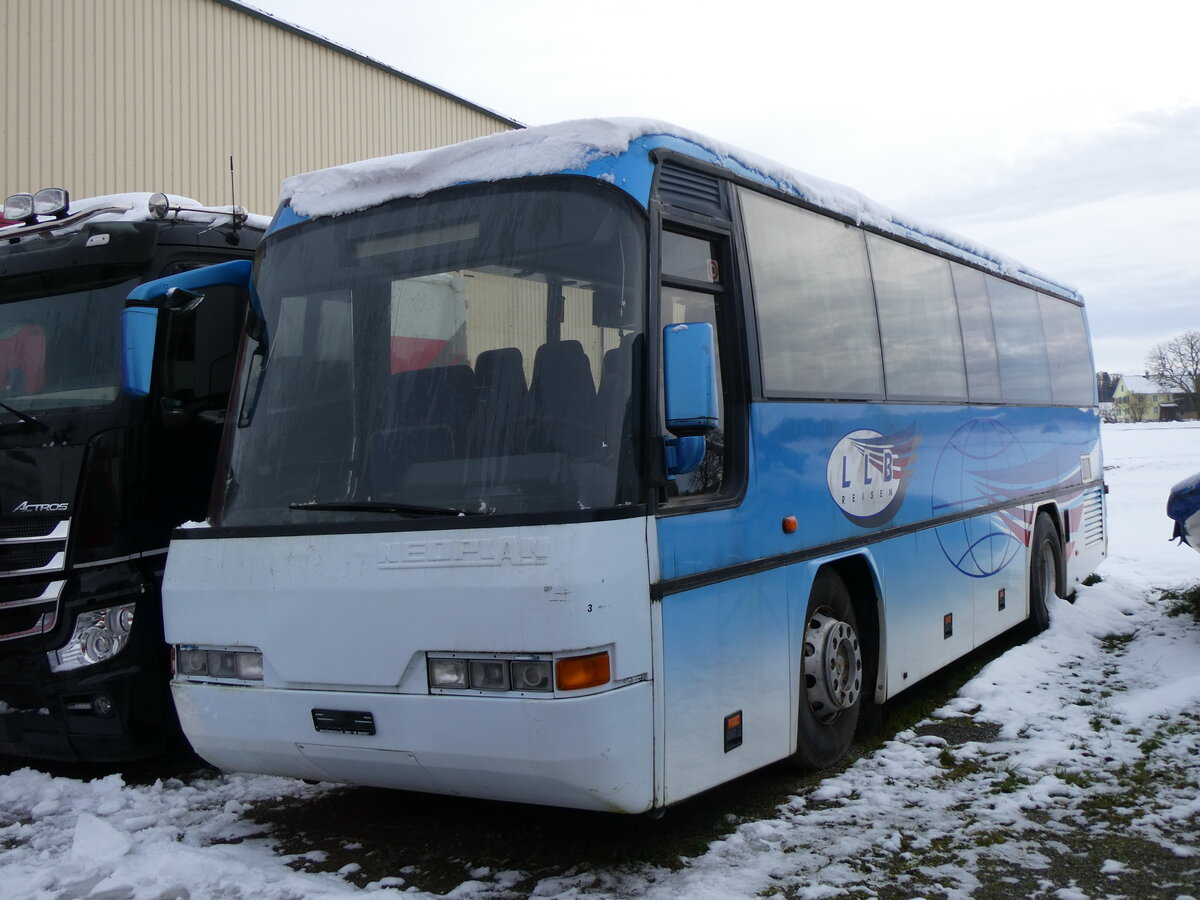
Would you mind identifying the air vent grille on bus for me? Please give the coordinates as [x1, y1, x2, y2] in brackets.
[657, 162, 724, 214]
[1081, 487, 1104, 546]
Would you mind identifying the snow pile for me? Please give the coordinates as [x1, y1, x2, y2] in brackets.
[280, 118, 1076, 298]
[0, 771, 350, 899]
[1, 422, 1197, 899]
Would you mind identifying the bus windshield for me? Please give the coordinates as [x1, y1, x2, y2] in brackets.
[0, 276, 135, 413]
[220, 178, 648, 526]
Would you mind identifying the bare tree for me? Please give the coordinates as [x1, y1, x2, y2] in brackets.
[1146, 330, 1200, 416]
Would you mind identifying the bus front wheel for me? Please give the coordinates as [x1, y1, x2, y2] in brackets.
[1027, 512, 1062, 634]
[791, 569, 863, 770]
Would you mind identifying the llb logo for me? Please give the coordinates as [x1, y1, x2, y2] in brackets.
[826, 426, 919, 528]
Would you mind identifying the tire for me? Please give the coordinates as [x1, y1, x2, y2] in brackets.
[791, 569, 864, 770]
[1027, 512, 1062, 635]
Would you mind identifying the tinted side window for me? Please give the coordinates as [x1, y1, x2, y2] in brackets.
[867, 235, 966, 401]
[987, 277, 1051, 403]
[660, 229, 734, 501]
[1038, 293, 1095, 406]
[950, 264, 1002, 403]
[739, 189, 883, 399]
[662, 231, 719, 283]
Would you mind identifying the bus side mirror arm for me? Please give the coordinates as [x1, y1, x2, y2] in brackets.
[661, 323, 718, 477]
[121, 259, 255, 398]
[163, 286, 205, 313]
[663, 435, 707, 478]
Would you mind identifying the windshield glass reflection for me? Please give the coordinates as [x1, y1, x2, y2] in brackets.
[220, 178, 647, 526]
[0, 279, 133, 413]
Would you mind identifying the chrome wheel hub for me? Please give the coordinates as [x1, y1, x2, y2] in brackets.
[803, 609, 863, 720]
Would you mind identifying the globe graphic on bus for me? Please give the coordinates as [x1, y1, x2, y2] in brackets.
[932, 418, 1026, 577]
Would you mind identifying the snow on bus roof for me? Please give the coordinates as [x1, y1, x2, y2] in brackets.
[280, 118, 1079, 300]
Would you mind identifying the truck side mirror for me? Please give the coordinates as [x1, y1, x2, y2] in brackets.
[121, 259, 253, 397]
[163, 286, 205, 313]
[662, 322, 718, 477]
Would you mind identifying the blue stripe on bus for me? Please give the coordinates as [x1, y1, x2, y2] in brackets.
[655, 402, 1099, 582]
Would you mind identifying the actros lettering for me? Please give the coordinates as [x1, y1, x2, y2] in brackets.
[12, 500, 70, 513]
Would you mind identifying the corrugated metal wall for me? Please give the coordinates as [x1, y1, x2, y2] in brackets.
[2, 0, 519, 216]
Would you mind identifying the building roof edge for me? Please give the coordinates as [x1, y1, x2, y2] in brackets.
[210, 0, 525, 130]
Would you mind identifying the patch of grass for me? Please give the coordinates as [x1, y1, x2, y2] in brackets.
[1081, 572, 1103, 586]
[1158, 583, 1200, 621]
[1054, 769, 1095, 789]
[991, 768, 1030, 794]
[935, 747, 993, 783]
[1139, 735, 1166, 754]
[972, 829, 1010, 848]
[1089, 715, 1123, 734]
[1100, 632, 1135, 653]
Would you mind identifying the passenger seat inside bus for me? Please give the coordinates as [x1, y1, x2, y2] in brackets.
[468, 346, 528, 458]
[366, 364, 475, 492]
[528, 339, 599, 458]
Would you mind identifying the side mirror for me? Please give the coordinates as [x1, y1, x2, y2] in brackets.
[662, 322, 718, 478]
[663, 322, 718, 436]
[121, 259, 253, 397]
[163, 286, 205, 313]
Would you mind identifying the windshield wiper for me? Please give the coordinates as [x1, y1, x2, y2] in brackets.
[0, 401, 67, 442]
[0, 400, 48, 430]
[288, 500, 488, 517]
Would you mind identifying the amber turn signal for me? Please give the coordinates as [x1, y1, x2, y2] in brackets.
[555, 651, 611, 691]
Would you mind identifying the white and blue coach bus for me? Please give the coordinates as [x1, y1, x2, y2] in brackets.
[123, 120, 1106, 813]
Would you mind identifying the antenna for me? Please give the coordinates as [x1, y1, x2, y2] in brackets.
[229, 155, 240, 231]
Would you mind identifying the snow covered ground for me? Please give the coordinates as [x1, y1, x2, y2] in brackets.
[2, 422, 1198, 900]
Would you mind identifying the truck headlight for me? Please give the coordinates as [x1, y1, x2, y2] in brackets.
[48, 604, 135, 672]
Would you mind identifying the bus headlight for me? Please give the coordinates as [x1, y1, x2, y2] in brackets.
[174, 646, 263, 682]
[48, 604, 136, 672]
[426, 654, 583, 694]
[511, 660, 552, 691]
[428, 657, 469, 688]
[468, 659, 510, 691]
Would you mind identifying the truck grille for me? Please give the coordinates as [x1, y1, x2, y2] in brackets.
[0, 581, 62, 642]
[0, 545, 62, 573]
[0, 516, 70, 640]
[0, 519, 63, 541]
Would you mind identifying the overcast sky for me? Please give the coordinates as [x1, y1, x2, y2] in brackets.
[247, 0, 1199, 377]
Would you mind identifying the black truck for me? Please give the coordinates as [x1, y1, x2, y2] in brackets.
[0, 189, 262, 761]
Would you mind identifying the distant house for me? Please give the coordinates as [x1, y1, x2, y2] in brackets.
[1112, 375, 1193, 422]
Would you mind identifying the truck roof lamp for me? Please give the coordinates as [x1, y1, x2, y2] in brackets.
[33, 188, 69, 218]
[4, 192, 36, 223]
[4, 188, 70, 225]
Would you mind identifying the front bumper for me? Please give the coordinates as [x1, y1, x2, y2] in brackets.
[0, 660, 173, 763]
[173, 678, 655, 813]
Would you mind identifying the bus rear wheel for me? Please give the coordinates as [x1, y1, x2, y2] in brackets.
[1027, 512, 1062, 634]
[791, 569, 863, 770]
